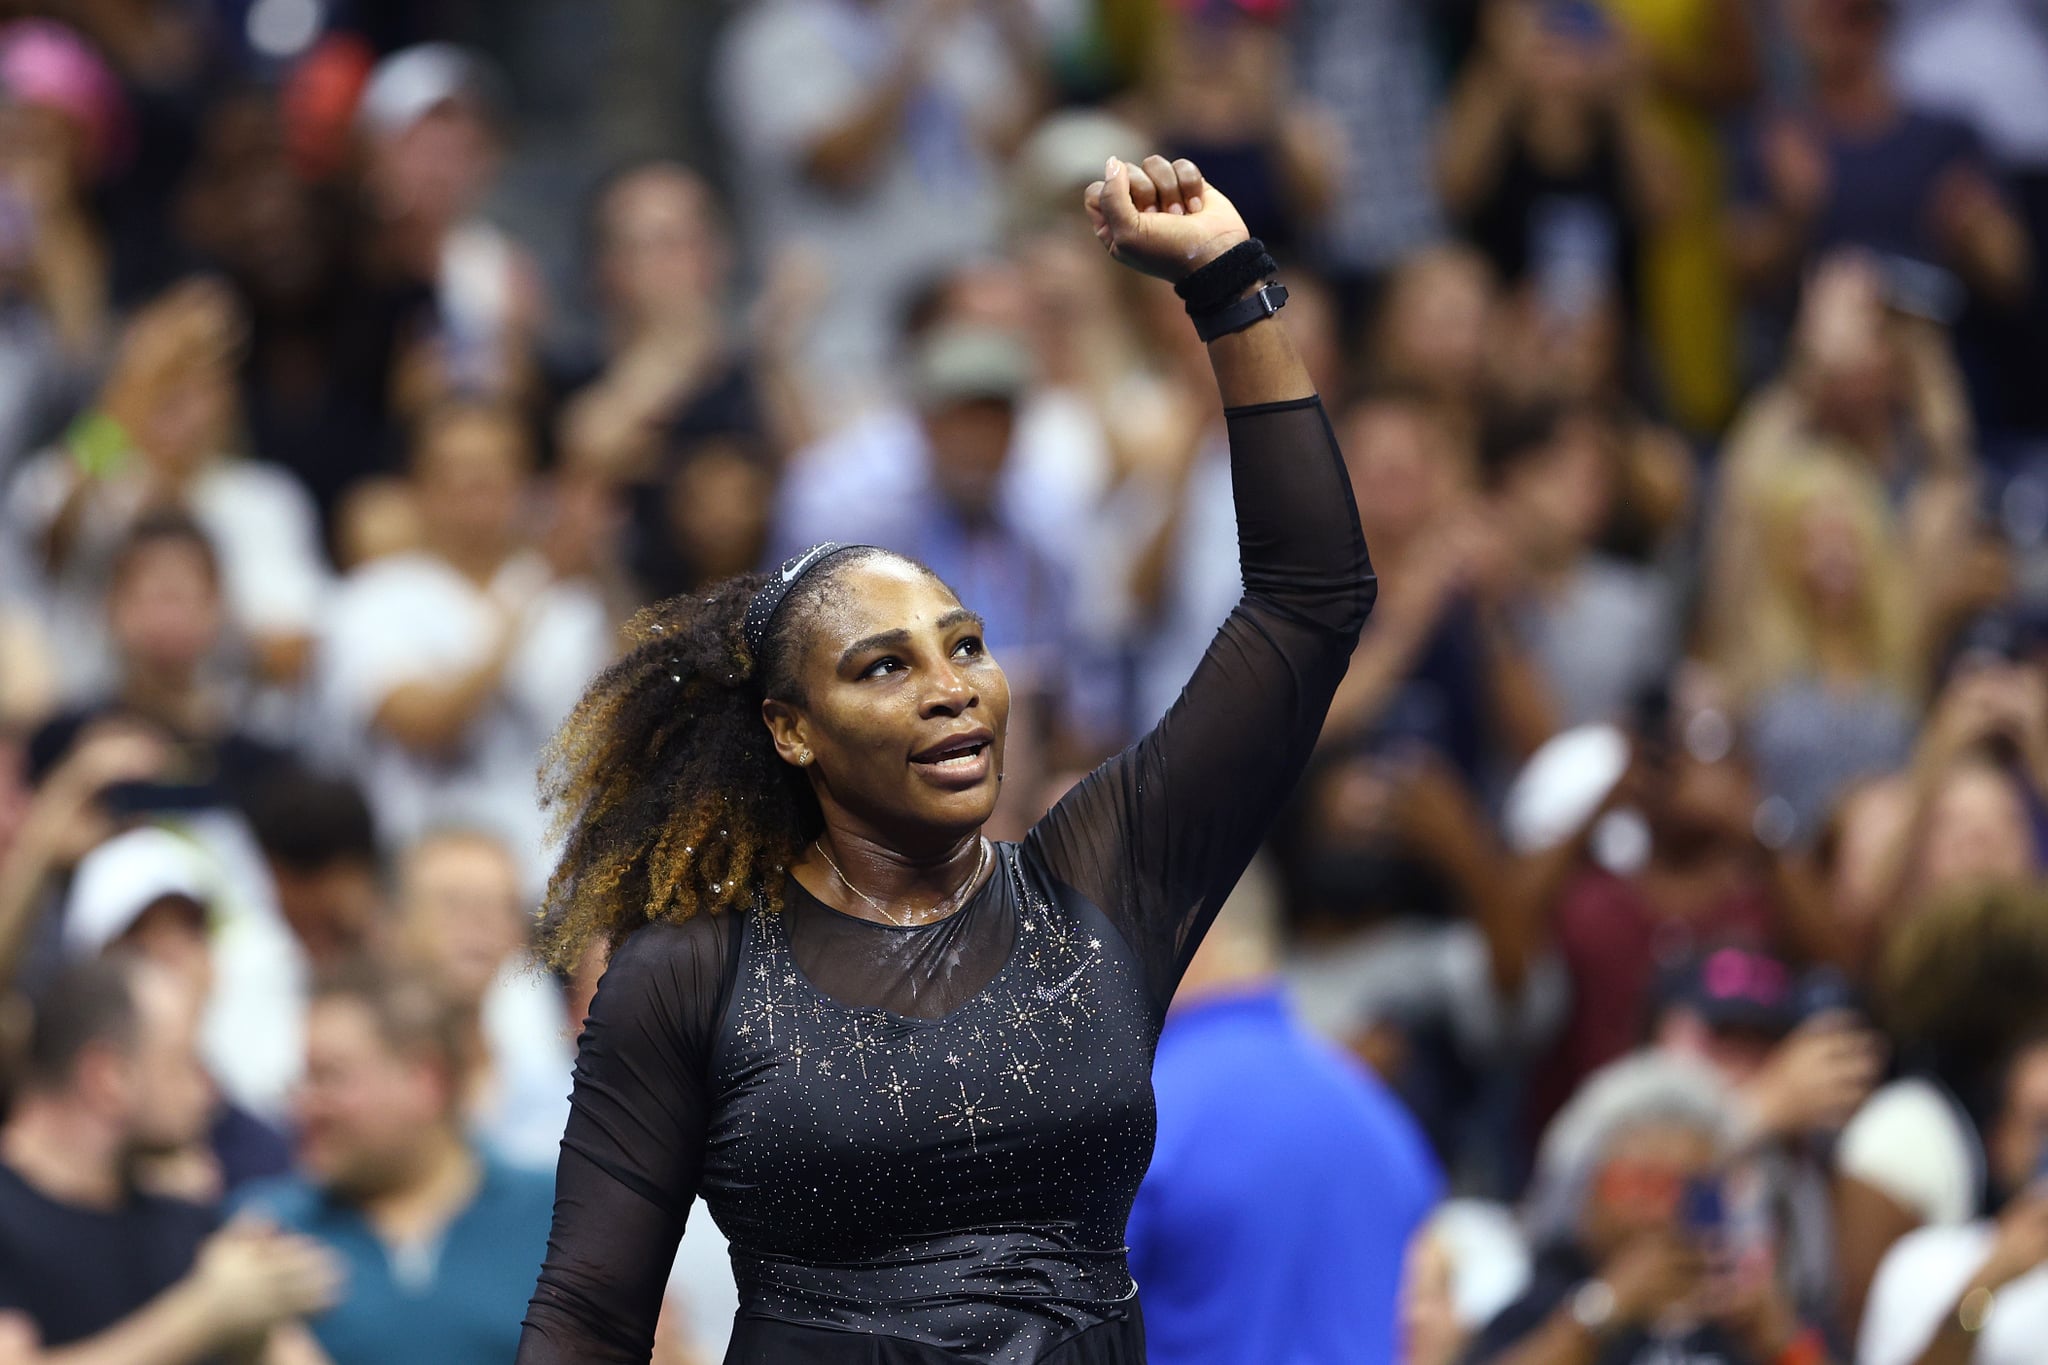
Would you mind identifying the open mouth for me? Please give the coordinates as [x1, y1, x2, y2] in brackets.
[911, 731, 994, 776]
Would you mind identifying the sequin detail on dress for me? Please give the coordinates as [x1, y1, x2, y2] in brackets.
[699, 846, 1158, 1364]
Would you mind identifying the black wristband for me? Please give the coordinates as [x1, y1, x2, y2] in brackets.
[1175, 238, 1278, 317]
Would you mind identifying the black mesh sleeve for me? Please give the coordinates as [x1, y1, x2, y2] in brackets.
[517, 913, 740, 1363]
[1028, 397, 1375, 1012]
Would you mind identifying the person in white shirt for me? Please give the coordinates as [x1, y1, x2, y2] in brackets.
[1859, 1031, 2048, 1365]
[4, 278, 328, 707]
[314, 400, 613, 893]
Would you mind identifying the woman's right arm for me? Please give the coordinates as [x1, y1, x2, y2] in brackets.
[518, 919, 731, 1363]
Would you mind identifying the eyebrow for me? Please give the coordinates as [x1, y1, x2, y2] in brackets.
[837, 608, 985, 670]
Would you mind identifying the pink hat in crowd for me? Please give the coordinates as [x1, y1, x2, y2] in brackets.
[0, 19, 130, 178]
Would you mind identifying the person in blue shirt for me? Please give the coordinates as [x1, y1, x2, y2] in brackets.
[237, 960, 556, 1365]
[1127, 857, 1445, 1364]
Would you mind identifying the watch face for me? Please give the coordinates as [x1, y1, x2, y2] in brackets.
[1571, 1279, 1617, 1331]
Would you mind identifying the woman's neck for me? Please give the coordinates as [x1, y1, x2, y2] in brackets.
[796, 826, 988, 923]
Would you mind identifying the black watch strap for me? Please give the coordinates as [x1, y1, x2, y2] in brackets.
[1192, 282, 1288, 343]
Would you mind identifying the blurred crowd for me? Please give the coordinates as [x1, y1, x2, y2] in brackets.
[0, 0, 2046, 1361]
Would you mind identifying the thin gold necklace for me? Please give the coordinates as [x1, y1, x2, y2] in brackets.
[815, 837, 989, 927]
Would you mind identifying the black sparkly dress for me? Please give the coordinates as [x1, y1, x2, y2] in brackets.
[518, 397, 1375, 1363]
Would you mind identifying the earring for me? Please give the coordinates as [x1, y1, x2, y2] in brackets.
[798, 750, 812, 766]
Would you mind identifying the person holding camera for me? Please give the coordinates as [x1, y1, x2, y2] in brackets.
[1464, 1051, 1831, 1365]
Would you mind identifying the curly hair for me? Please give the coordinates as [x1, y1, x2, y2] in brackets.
[535, 547, 913, 969]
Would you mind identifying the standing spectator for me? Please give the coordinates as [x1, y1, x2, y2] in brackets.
[1436, 0, 1681, 364]
[395, 828, 572, 1171]
[0, 956, 338, 1359]
[1139, 0, 1340, 260]
[1126, 860, 1443, 1364]
[556, 160, 792, 601]
[1728, 0, 2030, 308]
[238, 962, 556, 1365]
[3, 278, 330, 704]
[1858, 1030, 2048, 1365]
[357, 43, 546, 425]
[313, 399, 613, 891]
[716, 0, 1044, 395]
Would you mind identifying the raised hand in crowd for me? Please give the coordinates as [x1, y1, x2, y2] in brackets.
[1741, 1013, 1886, 1141]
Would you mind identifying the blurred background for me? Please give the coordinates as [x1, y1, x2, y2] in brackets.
[2, 0, 2048, 1361]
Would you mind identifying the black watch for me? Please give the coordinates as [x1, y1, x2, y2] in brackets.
[1192, 282, 1288, 343]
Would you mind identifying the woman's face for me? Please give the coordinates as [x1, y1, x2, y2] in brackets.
[1919, 761, 2036, 898]
[1795, 499, 1870, 619]
[767, 559, 1012, 847]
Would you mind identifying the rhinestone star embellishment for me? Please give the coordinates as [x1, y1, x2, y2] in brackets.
[1001, 1052, 1042, 1094]
[880, 1068, 918, 1118]
[937, 1083, 1002, 1152]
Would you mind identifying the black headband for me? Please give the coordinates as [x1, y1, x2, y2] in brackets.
[742, 542, 874, 661]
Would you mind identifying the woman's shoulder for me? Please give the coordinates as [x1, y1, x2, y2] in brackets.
[604, 911, 747, 995]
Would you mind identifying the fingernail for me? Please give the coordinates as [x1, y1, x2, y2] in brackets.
[1106, 157, 1120, 176]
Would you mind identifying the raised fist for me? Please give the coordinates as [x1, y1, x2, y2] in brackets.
[1083, 155, 1251, 284]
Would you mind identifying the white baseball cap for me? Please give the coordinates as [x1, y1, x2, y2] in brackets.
[354, 41, 503, 140]
[63, 826, 214, 958]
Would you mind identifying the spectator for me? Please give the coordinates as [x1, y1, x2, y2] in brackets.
[1858, 1029, 2048, 1365]
[1710, 456, 1922, 838]
[1127, 859, 1442, 1363]
[1466, 1051, 1823, 1365]
[0, 956, 338, 1359]
[1484, 401, 1678, 730]
[1367, 244, 1498, 457]
[1436, 0, 1681, 367]
[394, 828, 571, 1171]
[1290, 0, 1444, 320]
[25, 513, 292, 820]
[356, 43, 545, 423]
[1831, 885, 2048, 1328]
[557, 160, 790, 601]
[716, 0, 1045, 394]
[178, 86, 392, 529]
[242, 770, 386, 974]
[58, 824, 297, 1187]
[0, 21, 112, 477]
[238, 961, 555, 1365]
[1517, 694, 1838, 1133]
[1597, 0, 1760, 430]
[312, 399, 613, 891]
[1139, 0, 1340, 259]
[3, 278, 330, 703]
[1651, 948, 1885, 1326]
[1319, 388, 1555, 784]
[1729, 0, 2030, 307]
